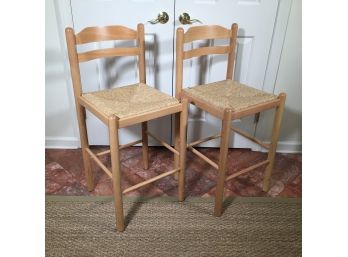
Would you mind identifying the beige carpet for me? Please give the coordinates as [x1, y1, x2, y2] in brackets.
[46, 196, 301, 257]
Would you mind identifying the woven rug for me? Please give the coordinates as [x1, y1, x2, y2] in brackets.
[46, 196, 301, 257]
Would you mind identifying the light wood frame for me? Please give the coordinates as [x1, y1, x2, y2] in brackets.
[65, 24, 188, 232]
[175, 24, 286, 216]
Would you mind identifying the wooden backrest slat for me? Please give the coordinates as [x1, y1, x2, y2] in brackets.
[75, 25, 138, 45]
[183, 46, 230, 59]
[78, 47, 140, 62]
[184, 25, 231, 43]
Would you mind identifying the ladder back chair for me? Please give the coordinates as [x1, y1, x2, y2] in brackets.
[175, 24, 286, 216]
[65, 24, 188, 232]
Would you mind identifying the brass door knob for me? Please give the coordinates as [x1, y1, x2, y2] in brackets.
[148, 11, 169, 24]
[179, 13, 202, 25]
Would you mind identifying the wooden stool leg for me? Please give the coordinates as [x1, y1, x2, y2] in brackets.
[214, 109, 233, 217]
[76, 104, 94, 191]
[173, 113, 180, 180]
[109, 115, 125, 232]
[178, 99, 188, 201]
[141, 122, 149, 170]
[262, 93, 286, 192]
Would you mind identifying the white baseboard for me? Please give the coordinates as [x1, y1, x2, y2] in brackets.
[276, 141, 302, 153]
[45, 137, 80, 149]
[254, 140, 302, 153]
[45, 137, 301, 153]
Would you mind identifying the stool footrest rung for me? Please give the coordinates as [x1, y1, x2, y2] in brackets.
[187, 133, 221, 148]
[147, 131, 179, 155]
[96, 139, 143, 156]
[85, 148, 113, 178]
[188, 146, 219, 170]
[122, 168, 179, 194]
[225, 160, 269, 182]
[231, 127, 270, 149]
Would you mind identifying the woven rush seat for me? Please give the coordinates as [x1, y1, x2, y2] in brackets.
[82, 83, 179, 118]
[183, 79, 277, 112]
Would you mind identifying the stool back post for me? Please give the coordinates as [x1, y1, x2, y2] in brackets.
[175, 28, 185, 100]
[65, 27, 93, 189]
[137, 23, 146, 84]
[65, 28, 83, 99]
[226, 23, 238, 80]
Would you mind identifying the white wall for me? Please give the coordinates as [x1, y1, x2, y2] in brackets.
[45, 0, 302, 152]
[45, 0, 78, 148]
[256, 0, 302, 152]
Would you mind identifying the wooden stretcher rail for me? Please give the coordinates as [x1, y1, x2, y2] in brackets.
[95, 149, 111, 157]
[96, 139, 142, 156]
[147, 131, 179, 155]
[122, 168, 179, 194]
[225, 160, 269, 182]
[230, 127, 270, 149]
[85, 148, 113, 178]
[187, 133, 221, 147]
[187, 146, 219, 170]
[121, 139, 143, 150]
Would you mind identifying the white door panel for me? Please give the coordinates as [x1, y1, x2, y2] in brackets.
[174, 0, 278, 148]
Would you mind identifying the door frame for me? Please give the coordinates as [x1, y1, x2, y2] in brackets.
[252, 0, 293, 151]
[53, 0, 292, 149]
[52, 0, 80, 148]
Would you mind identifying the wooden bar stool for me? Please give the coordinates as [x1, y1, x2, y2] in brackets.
[65, 24, 188, 232]
[175, 24, 286, 216]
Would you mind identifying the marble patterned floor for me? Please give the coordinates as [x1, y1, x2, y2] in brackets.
[45, 146, 301, 198]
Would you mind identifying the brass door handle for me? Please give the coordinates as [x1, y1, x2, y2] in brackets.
[148, 11, 169, 24]
[179, 13, 202, 25]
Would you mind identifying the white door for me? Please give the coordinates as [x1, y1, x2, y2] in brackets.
[70, 0, 175, 145]
[174, 0, 279, 148]
[69, 0, 280, 148]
